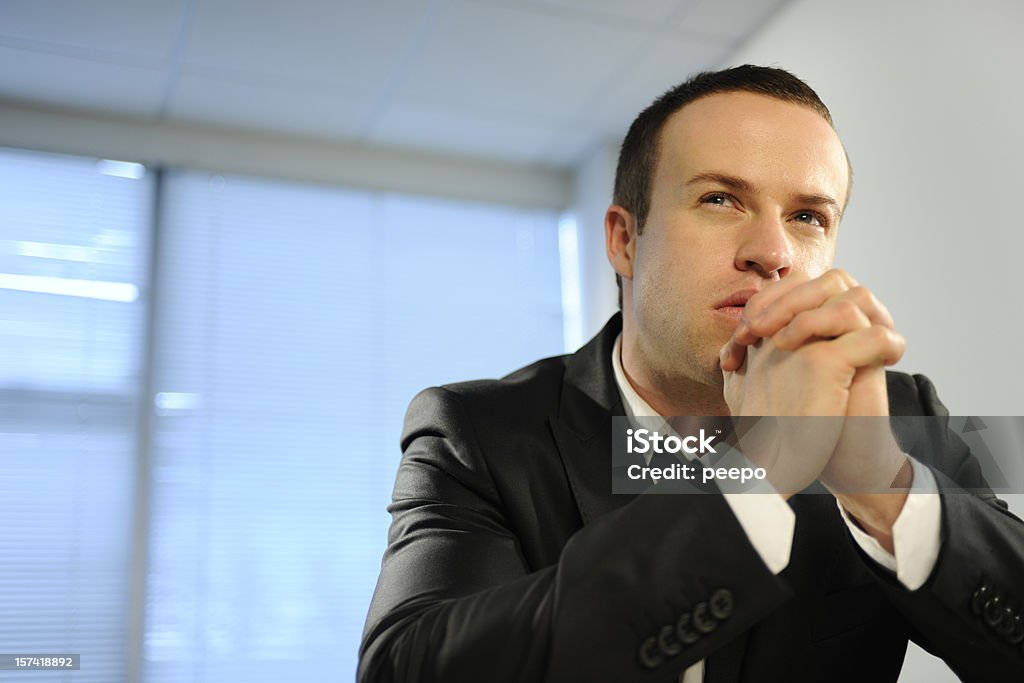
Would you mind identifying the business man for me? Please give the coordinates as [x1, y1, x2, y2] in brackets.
[359, 65, 1024, 682]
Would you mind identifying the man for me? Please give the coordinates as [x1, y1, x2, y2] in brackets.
[358, 66, 1024, 682]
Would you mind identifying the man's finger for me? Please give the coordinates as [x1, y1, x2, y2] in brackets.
[835, 285, 895, 329]
[732, 273, 810, 346]
[828, 324, 907, 367]
[740, 269, 859, 343]
[720, 336, 745, 372]
[723, 273, 813, 371]
[773, 300, 872, 350]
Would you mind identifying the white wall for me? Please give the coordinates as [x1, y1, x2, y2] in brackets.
[724, 0, 1024, 416]
[721, 1, 1024, 680]
[572, 0, 1024, 415]
[571, 142, 621, 339]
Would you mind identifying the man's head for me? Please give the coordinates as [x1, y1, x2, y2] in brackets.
[613, 65, 842, 237]
[606, 65, 851, 399]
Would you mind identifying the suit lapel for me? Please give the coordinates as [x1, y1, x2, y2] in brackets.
[551, 315, 763, 683]
[549, 315, 634, 525]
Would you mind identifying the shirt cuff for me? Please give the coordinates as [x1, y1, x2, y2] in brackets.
[836, 457, 942, 590]
[723, 492, 795, 575]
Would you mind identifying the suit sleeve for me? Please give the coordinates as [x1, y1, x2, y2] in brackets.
[358, 387, 792, 683]
[859, 374, 1024, 682]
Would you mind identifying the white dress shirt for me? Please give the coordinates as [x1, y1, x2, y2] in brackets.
[610, 335, 942, 682]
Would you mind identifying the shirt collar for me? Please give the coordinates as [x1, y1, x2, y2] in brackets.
[611, 332, 658, 419]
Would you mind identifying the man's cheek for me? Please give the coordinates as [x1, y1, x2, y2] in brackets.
[801, 246, 835, 279]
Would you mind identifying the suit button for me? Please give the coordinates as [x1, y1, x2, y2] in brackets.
[658, 624, 682, 656]
[638, 636, 664, 669]
[1003, 614, 1023, 643]
[693, 602, 717, 634]
[676, 612, 701, 645]
[984, 596, 1005, 627]
[710, 589, 734, 620]
[972, 583, 993, 615]
[995, 607, 1017, 637]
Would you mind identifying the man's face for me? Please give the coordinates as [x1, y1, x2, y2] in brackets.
[623, 91, 850, 388]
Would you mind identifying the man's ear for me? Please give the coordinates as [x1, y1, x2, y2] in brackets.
[606, 205, 637, 281]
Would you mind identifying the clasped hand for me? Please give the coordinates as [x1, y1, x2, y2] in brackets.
[719, 269, 909, 498]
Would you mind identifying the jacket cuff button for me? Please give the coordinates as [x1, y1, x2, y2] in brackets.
[658, 624, 682, 656]
[693, 602, 717, 634]
[676, 612, 700, 645]
[972, 583, 993, 616]
[710, 588, 734, 620]
[996, 610, 1020, 639]
[638, 636, 664, 669]
[984, 596, 1005, 628]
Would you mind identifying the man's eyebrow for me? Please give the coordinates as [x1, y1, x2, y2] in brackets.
[685, 172, 755, 193]
[687, 172, 843, 219]
[794, 193, 843, 220]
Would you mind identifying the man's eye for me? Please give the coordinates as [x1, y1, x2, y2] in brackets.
[792, 211, 827, 227]
[700, 193, 735, 208]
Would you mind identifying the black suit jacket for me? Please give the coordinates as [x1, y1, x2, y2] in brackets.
[359, 315, 1024, 682]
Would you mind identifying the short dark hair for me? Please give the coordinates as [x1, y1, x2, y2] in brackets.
[612, 65, 842, 304]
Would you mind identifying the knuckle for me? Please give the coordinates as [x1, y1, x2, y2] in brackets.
[775, 316, 806, 347]
[743, 315, 765, 337]
[847, 285, 868, 303]
[746, 291, 770, 316]
[794, 310, 819, 336]
[749, 310, 781, 335]
[868, 325, 903, 354]
[850, 286, 880, 311]
[828, 268, 848, 282]
[823, 269, 851, 293]
[868, 324, 890, 343]
[835, 300, 861, 321]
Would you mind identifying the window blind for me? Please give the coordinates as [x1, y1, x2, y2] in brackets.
[146, 170, 564, 681]
[0, 147, 151, 682]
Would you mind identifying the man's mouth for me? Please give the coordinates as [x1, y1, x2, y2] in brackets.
[714, 289, 758, 310]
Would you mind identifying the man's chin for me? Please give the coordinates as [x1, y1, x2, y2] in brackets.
[678, 359, 727, 390]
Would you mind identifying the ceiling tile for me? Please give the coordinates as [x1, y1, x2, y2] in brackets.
[0, 0, 183, 62]
[394, 0, 649, 121]
[476, 0, 681, 27]
[676, 0, 790, 40]
[0, 0, 791, 171]
[366, 98, 560, 164]
[0, 45, 165, 115]
[535, 34, 729, 165]
[167, 73, 377, 140]
[183, 0, 433, 92]
[591, 36, 731, 132]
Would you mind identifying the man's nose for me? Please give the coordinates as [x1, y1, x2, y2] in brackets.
[734, 217, 794, 280]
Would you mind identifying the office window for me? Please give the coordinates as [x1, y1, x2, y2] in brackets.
[0, 148, 152, 682]
[144, 170, 564, 681]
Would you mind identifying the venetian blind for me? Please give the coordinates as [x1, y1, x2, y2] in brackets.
[0, 147, 151, 682]
[145, 169, 565, 681]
